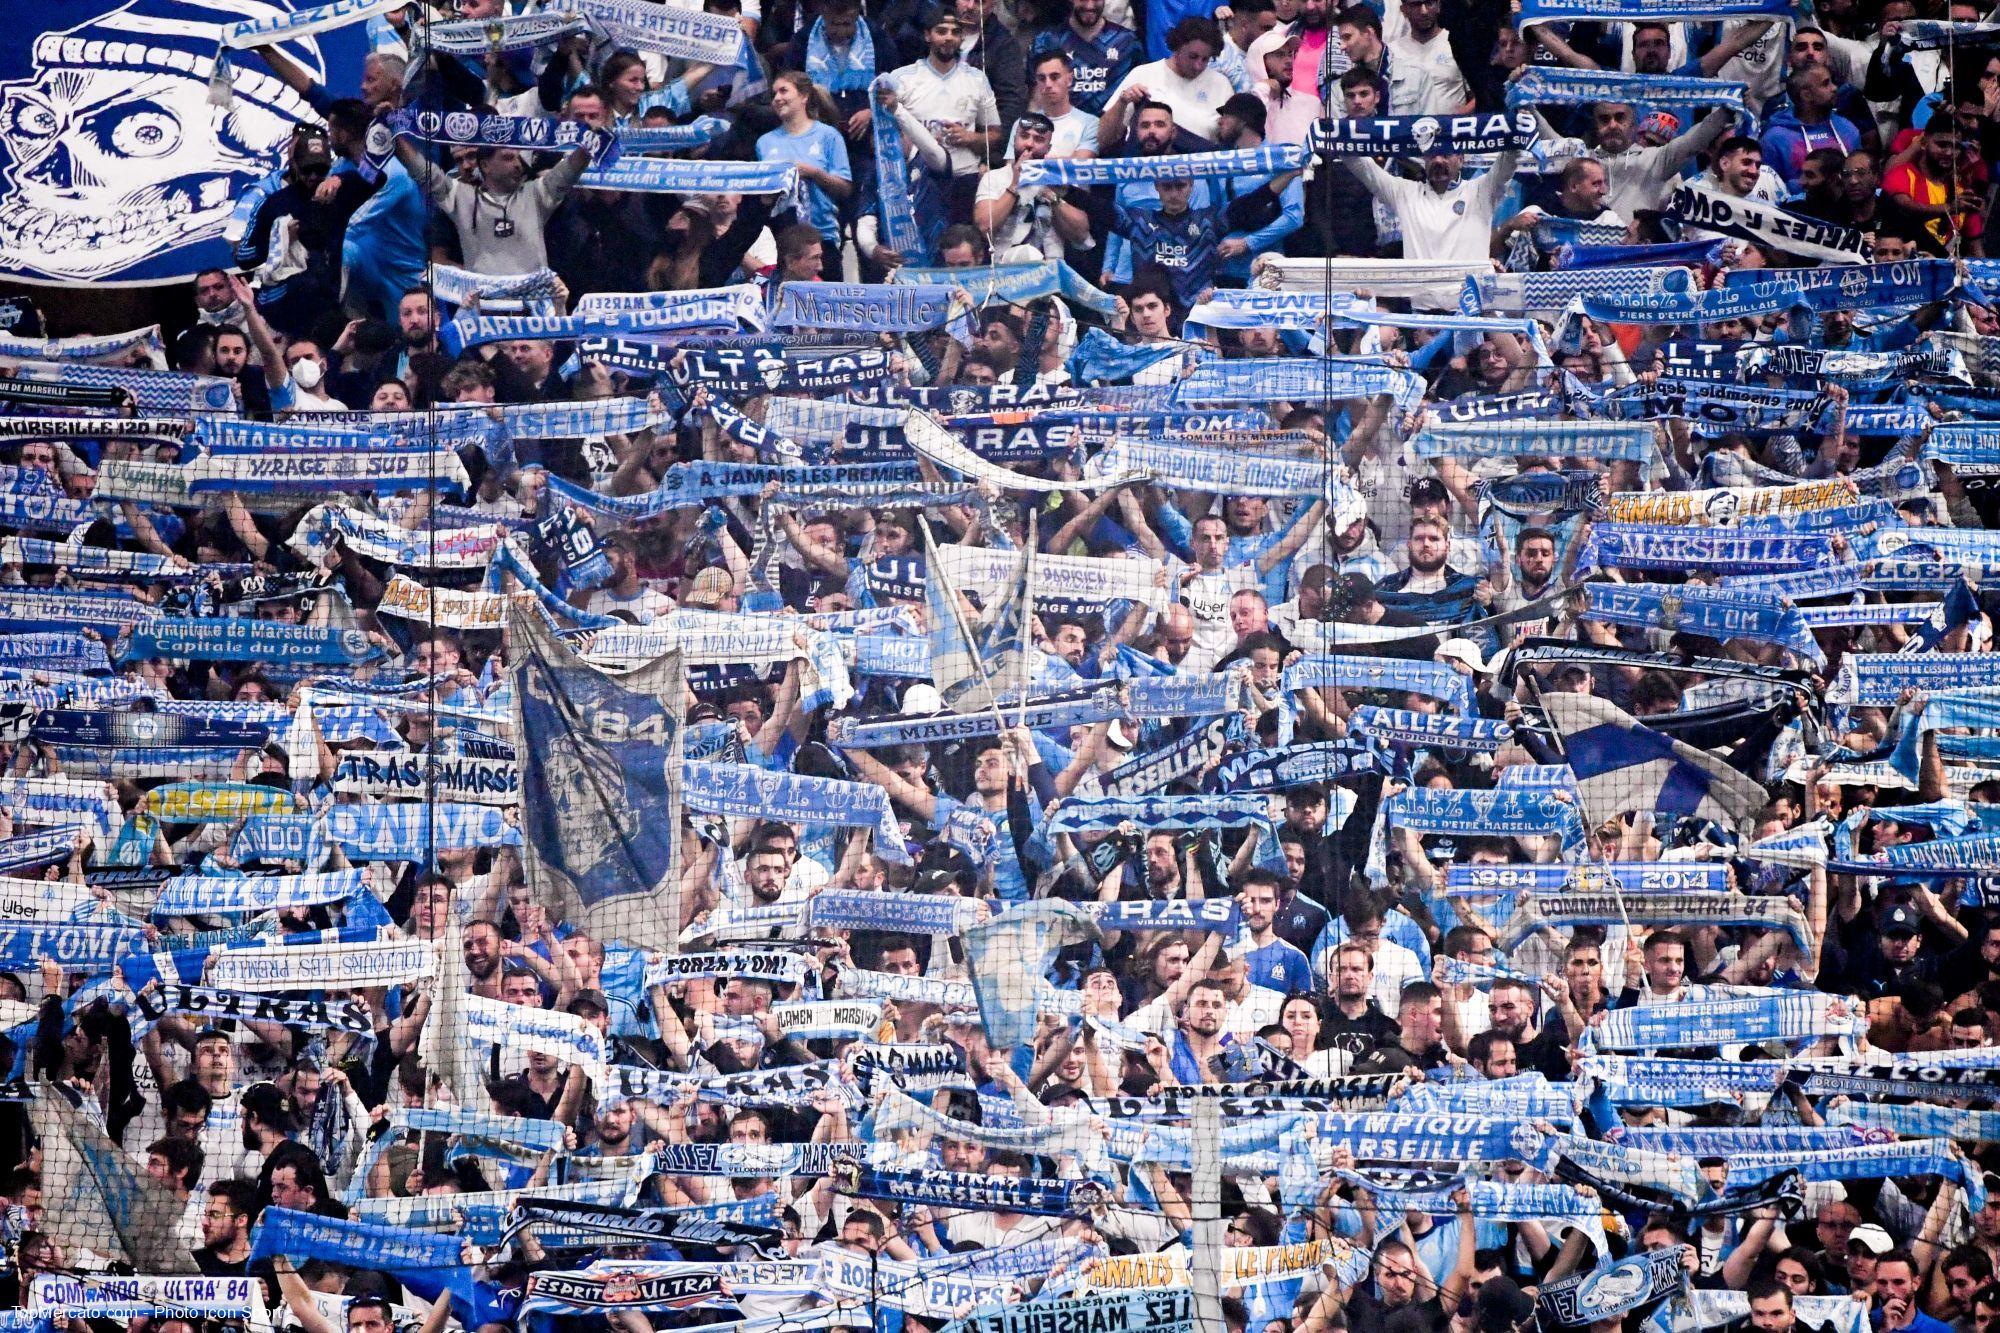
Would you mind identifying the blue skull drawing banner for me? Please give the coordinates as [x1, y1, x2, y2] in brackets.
[0, 1, 374, 285]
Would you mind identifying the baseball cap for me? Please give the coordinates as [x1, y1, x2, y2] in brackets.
[683, 567, 733, 609]
[1475, 1278, 1535, 1333]
[1881, 905, 1921, 937]
[1638, 109, 1682, 139]
[291, 130, 332, 171]
[567, 989, 610, 1018]
[1848, 1223, 1894, 1255]
[240, 1081, 297, 1128]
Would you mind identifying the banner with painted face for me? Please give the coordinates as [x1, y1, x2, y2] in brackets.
[0, 3, 373, 285]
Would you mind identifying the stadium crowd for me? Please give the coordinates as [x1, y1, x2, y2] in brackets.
[1, 4, 2000, 1333]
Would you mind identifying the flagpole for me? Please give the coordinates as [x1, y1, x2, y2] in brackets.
[920, 516, 1014, 740]
[1016, 509, 1037, 734]
[1531, 672, 1633, 945]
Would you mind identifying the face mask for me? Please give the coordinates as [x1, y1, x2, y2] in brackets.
[292, 358, 325, 390]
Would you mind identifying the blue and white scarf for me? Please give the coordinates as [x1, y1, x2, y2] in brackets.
[1504, 891, 1814, 955]
[1386, 787, 1586, 847]
[1584, 525, 1833, 574]
[576, 0, 749, 63]
[616, 116, 731, 152]
[1306, 112, 1537, 157]
[1580, 582, 1821, 665]
[1664, 182, 1864, 264]
[443, 303, 751, 355]
[1519, 0, 1792, 22]
[1021, 144, 1307, 186]
[1894, 20, 2000, 47]
[1281, 654, 1471, 719]
[1186, 290, 1352, 331]
[26, 1275, 260, 1322]
[0, 632, 110, 674]
[1100, 715, 1242, 798]
[1086, 437, 1332, 497]
[1537, 1249, 1690, 1328]
[153, 870, 365, 917]
[773, 281, 967, 337]
[1315, 1113, 1550, 1166]
[1175, 356, 1425, 413]
[382, 107, 616, 167]
[1415, 419, 1654, 461]
[1350, 706, 1513, 751]
[421, 10, 588, 54]
[805, 15, 876, 91]
[896, 260, 1120, 319]
[1447, 861, 1725, 895]
[118, 617, 385, 667]
[1212, 741, 1380, 791]
[1584, 990, 1865, 1051]
[1724, 1140, 1987, 1213]
[683, 762, 910, 864]
[581, 157, 795, 195]
[1587, 260, 1954, 323]
[323, 802, 518, 861]
[1508, 68, 1746, 111]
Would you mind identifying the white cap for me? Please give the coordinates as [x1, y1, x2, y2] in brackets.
[1245, 24, 1300, 72]
[1435, 637, 1491, 675]
[1848, 1224, 1894, 1256]
[903, 683, 943, 715]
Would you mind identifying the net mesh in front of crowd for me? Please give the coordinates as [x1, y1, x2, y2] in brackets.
[0, 0, 1996, 1328]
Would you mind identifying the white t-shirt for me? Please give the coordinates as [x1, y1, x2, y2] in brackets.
[1108, 58, 1236, 141]
[1384, 29, 1470, 114]
[1352, 153, 1517, 263]
[890, 58, 1003, 176]
[1005, 107, 1102, 161]
[974, 167, 1070, 261]
[1181, 565, 1259, 673]
[947, 1210, 1060, 1248]
[1225, 984, 1284, 1041]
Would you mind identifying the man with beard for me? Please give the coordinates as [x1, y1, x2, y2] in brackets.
[887, 9, 1004, 220]
[1290, 0, 1337, 99]
[1212, 94, 1305, 286]
[1138, 831, 1186, 900]
[1239, 871, 1315, 995]
[1885, 118, 1987, 257]
[1321, 941, 1403, 1058]
[193, 1179, 258, 1276]
[394, 287, 442, 376]
[1344, 1219, 1476, 1333]
[1486, 976, 1572, 1078]
[1525, 99, 1736, 217]
[1760, 64, 1862, 191]
[1028, 0, 1137, 115]
[1374, 516, 1490, 628]
[1351, 145, 1521, 263]
[1792, 148, 1851, 222]
[1383, 0, 1470, 116]
[464, 919, 507, 1000]
[1155, 977, 1236, 1084]
[1494, 525, 1559, 620]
